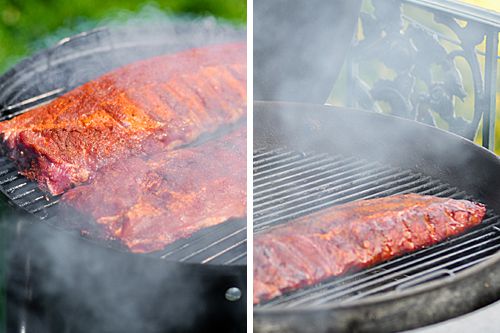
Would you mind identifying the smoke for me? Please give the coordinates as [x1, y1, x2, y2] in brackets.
[0, 1, 245, 75]
[253, 0, 362, 103]
[4, 215, 245, 333]
[35, 3, 244, 51]
[252, 0, 492, 191]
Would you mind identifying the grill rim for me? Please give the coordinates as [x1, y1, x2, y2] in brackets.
[253, 101, 500, 167]
[253, 101, 500, 331]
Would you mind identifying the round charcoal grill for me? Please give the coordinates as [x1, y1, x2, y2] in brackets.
[0, 22, 246, 333]
[253, 102, 500, 333]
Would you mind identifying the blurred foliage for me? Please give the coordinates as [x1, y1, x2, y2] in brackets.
[0, 0, 246, 73]
[461, 0, 500, 154]
[330, 0, 500, 155]
[460, 0, 500, 13]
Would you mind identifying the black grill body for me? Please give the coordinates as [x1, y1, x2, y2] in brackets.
[253, 101, 500, 333]
[0, 23, 246, 333]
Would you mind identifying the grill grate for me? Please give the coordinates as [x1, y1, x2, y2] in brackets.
[158, 218, 246, 265]
[253, 148, 500, 308]
[0, 156, 61, 220]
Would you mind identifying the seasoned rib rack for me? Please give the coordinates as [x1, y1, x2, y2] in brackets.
[253, 148, 500, 308]
[61, 127, 246, 253]
[0, 42, 246, 195]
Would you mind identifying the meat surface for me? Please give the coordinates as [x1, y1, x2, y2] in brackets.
[60, 126, 246, 253]
[253, 194, 486, 304]
[0, 42, 246, 194]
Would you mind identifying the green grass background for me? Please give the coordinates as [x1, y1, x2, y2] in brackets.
[0, 0, 246, 74]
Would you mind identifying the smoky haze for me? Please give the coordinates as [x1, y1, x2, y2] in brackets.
[0, 8, 246, 333]
[5, 215, 245, 333]
[253, 0, 362, 103]
[252, 0, 487, 180]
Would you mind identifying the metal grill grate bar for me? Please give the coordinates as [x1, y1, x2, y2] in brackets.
[0, 89, 64, 121]
[180, 227, 246, 262]
[451, 255, 493, 273]
[254, 152, 321, 174]
[4, 179, 30, 193]
[202, 240, 246, 264]
[0, 172, 20, 185]
[11, 188, 36, 200]
[253, 148, 289, 163]
[254, 154, 346, 185]
[18, 195, 45, 207]
[224, 252, 247, 265]
[254, 160, 381, 203]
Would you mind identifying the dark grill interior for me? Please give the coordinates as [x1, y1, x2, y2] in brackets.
[253, 148, 500, 308]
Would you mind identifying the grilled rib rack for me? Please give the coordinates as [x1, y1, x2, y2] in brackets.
[253, 148, 500, 308]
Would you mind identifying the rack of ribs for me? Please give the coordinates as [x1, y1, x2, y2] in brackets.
[60, 126, 246, 253]
[0, 42, 246, 195]
[253, 194, 486, 304]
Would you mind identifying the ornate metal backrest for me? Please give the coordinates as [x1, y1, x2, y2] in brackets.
[346, 0, 499, 152]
